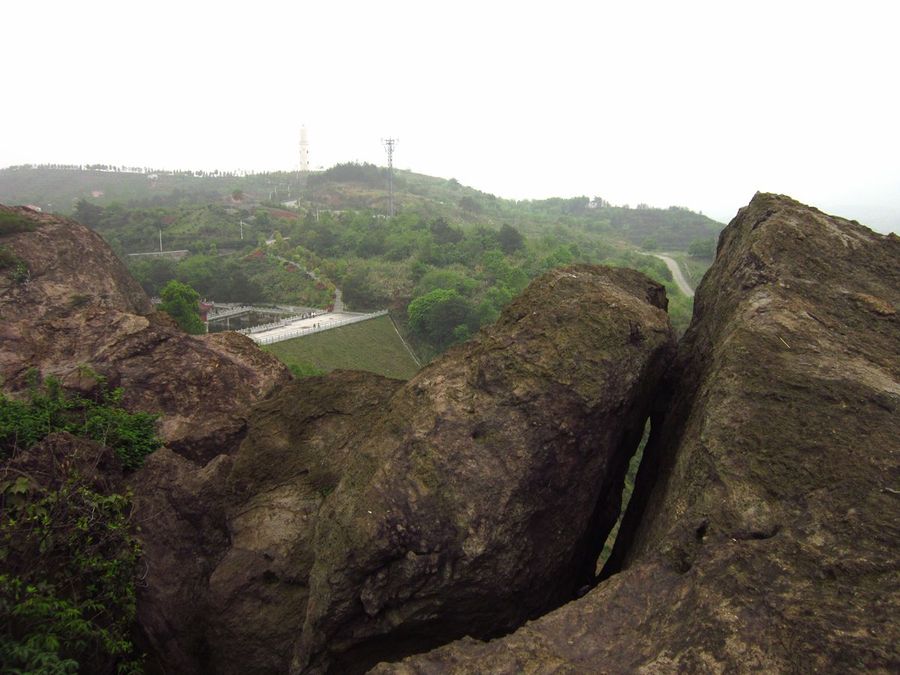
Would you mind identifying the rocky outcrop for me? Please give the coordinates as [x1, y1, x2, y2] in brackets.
[127, 266, 675, 674]
[374, 194, 900, 673]
[294, 265, 676, 673]
[130, 371, 405, 674]
[0, 205, 289, 463]
[208, 371, 404, 675]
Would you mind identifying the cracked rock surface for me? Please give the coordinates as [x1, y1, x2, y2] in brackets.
[373, 194, 900, 674]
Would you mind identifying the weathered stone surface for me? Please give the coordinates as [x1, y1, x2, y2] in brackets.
[131, 371, 402, 673]
[130, 447, 234, 674]
[373, 194, 900, 673]
[205, 371, 405, 675]
[129, 265, 674, 675]
[129, 371, 403, 675]
[295, 265, 676, 673]
[0, 205, 290, 463]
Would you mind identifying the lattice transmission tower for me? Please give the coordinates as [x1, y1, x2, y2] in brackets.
[382, 137, 398, 217]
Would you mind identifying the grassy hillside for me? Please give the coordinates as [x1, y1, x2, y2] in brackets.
[265, 314, 420, 380]
[1, 163, 718, 354]
[0, 165, 723, 253]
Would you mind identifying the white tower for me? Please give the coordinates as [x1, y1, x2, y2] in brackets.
[299, 125, 310, 188]
[299, 126, 309, 173]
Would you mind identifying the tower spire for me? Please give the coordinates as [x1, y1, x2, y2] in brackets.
[382, 137, 397, 217]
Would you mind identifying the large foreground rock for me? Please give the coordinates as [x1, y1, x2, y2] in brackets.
[130, 371, 404, 674]
[295, 265, 676, 673]
[128, 265, 675, 674]
[0, 205, 289, 463]
[375, 194, 900, 673]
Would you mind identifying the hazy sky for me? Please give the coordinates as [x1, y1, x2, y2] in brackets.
[3, 1, 898, 231]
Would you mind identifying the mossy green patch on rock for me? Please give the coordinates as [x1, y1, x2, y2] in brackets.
[293, 265, 676, 673]
[377, 194, 900, 674]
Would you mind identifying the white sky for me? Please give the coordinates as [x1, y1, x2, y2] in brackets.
[2, 0, 898, 231]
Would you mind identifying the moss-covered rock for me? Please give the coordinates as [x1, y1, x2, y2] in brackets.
[374, 194, 900, 673]
[294, 265, 675, 673]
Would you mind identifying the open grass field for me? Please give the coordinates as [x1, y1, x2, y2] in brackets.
[265, 314, 421, 380]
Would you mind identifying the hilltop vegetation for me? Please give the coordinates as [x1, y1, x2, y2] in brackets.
[0, 164, 721, 359]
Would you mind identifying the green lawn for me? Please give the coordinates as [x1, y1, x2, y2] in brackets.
[265, 315, 421, 380]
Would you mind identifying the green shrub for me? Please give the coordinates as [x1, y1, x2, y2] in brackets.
[0, 375, 160, 470]
[0, 478, 143, 674]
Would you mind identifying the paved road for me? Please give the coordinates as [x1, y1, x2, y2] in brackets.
[651, 253, 694, 298]
[247, 311, 359, 343]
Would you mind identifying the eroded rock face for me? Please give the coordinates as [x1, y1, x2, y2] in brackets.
[205, 371, 405, 675]
[0, 205, 289, 463]
[129, 371, 403, 675]
[128, 266, 674, 675]
[131, 372, 395, 675]
[374, 194, 900, 673]
[294, 265, 676, 673]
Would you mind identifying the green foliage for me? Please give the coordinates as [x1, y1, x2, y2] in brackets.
[429, 218, 463, 245]
[158, 280, 205, 334]
[287, 362, 326, 378]
[0, 376, 160, 470]
[307, 162, 388, 187]
[497, 223, 525, 254]
[73, 199, 104, 228]
[341, 265, 390, 310]
[414, 268, 478, 298]
[3, 165, 721, 357]
[407, 288, 477, 350]
[0, 210, 36, 235]
[688, 236, 716, 258]
[0, 478, 143, 674]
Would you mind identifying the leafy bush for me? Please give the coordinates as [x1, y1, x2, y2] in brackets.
[158, 280, 205, 334]
[407, 288, 477, 350]
[0, 478, 143, 674]
[0, 376, 160, 470]
[688, 237, 716, 259]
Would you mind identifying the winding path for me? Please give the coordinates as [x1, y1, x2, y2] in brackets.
[651, 253, 694, 298]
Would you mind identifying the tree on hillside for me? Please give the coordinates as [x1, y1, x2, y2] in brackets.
[407, 288, 477, 350]
[159, 280, 204, 334]
[255, 209, 271, 228]
[497, 224, 525, 254]
[73, 199, 104, 228]
[459, 196, 482, 213]
[688, 237, 716, 259]
[429, 218, 463, 245]
[641, 237, 658, 251]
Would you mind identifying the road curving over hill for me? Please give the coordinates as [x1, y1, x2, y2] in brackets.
[651, 253, 694, 297]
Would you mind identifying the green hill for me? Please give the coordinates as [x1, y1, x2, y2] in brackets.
[0, 164, 723, 252]
[265, 314, 420, 380]
[0, 163, 720, 351]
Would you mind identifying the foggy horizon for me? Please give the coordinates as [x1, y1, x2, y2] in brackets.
[3, 1, 898, 233]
